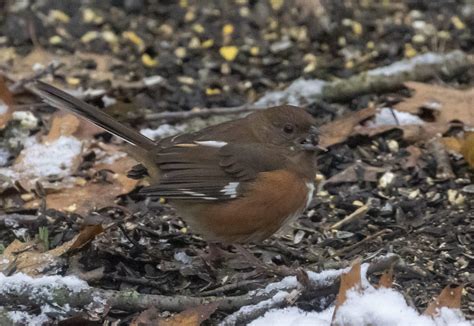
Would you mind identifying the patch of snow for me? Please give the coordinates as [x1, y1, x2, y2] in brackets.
[7, 310, 49, 326]
[16, 136, 82, 179]
[101, 95, 117, 107]
[249, 306, 334, 326]
[143, 75, 165, 87]
[0, 147, 9, 167]
[12, 111, 39, 129]
[140, 124, 185, 140]
[368, 107, 425, 127]
[67, 88, 107, 98]
[98, 150, 127, 165]
[367, 52, 457, 77]
[248, 262, 470, 326]
[0, 272, 88, 297]
[0, 101, 8, 115]
[174, 251, 192, 264]
[255, 78, 327, 107]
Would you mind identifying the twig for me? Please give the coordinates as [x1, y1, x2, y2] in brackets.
[7, 62, 64, 94]
[199, 279, 263, 296]
[144, 105, 260, 122]
[329, 205, 369, 230]
[0, 255, 400, 317]
[428, 138, 456, 180]
[334, 229, 393, 256]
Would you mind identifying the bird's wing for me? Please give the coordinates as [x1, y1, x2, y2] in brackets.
[139, 142, 289, 201]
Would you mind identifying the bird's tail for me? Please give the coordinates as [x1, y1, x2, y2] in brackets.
[34, 81, 156, 151]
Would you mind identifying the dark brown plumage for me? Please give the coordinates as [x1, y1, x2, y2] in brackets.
[35, 81, 321, 243]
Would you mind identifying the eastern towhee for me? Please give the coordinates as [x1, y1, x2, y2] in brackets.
[35, 81, 321, 244]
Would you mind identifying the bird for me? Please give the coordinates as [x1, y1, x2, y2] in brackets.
[34, 81, 321, 247]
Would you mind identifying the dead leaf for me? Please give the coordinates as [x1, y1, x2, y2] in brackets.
[396, 82, 474, 127]
[0, 76, 14, 128]
[8, 48, 122, 83]
[26, 155, 138, 215]
[401, 145, 423, 169]
[0, 225, 104, 276]
[424, 284, 463, 316]
[331, 259, 362, 324]
[377, 268, 394, 288]
[69, 224, 104, 251]
[325, 162, 386, 184]
[131, 302, 219, 326]
[357, 122, 450, 143]
[44, 113, 81, 142]
[319, 107, 376, 147]
[441, 132, 474, 168]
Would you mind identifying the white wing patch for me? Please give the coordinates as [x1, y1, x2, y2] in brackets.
[180, 189, 218, 200]
[220, 182, 239, 198]
[194, 140, 228, 148]
[305, 182, 315, 208]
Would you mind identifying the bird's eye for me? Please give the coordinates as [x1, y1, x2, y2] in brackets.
[283, 124, 294, 134]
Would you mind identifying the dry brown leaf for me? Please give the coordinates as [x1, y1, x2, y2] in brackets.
[26, 155, 138, 215]
[131, 307, 161, 326]
[377, 268, 394, 288]
[0, 225, 103, 276]
[331, 259, 362, 324]
[7, 48, 121, 83]
[401, 145, 423, 169]
[424, 284, 463, 316]
[0, 76, 14, 128]
[396, 82, 474, 127]
[356, 122, 450, 143]
[69, 224, 104, 251]
[441, 132, 474, 168]
[44, 113, 81, 142]
[319, 107, 376, 148]
[325, 162, 386, 184]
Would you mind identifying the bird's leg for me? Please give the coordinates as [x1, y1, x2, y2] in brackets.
[234, 244, 293, 276]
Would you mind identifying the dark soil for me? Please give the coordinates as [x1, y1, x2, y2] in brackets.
[0, 0, 473, 324]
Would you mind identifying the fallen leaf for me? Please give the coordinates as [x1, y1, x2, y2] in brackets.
[69, 224, 104, 251]
[26, 155, 138, 215]
[0, 76, 14, 128]
[325, 162, 386, 184]
[0, 225, 104, 276]
[377, 268, 394, 288]
[401, 145, 423, 169]
[331, 259, 362, 324]
[44, 113, 81, 142]
[424, 284, 463, 316]
[319, 107, 376, 147]
[163, 303, 219, 326]
[441, 132, 474, 168]
[396, 82, 474, 127]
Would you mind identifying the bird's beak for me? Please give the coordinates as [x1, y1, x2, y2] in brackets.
[301, 126, 327, 153]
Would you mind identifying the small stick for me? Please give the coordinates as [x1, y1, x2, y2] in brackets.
[329, 205, 369, 230]
[145, 105, 261, 121]
[428, 138, 456, 180]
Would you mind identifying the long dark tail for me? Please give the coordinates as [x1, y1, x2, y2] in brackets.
[34, 81, 156, 150]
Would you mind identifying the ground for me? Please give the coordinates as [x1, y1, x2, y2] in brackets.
[0, 0, 473, 325]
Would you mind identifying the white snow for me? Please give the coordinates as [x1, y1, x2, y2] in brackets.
[0, 148, 9, 167]
[195, 140, 228, 148]
[101, 95, 117, 107]
[368, 107, 425, 127]
[255, 78, 327, 107]
[367, 52, 459, 77]
[0, 272, 88, 297]
[12, 110, 39, 129]
[140, 124, 185, 140]
[249, 306, 334, 326]
[247, 263, 470, 326]
[14, 136, 82, 178]
[1, 273, 89, 326]
[0, 101, 8, 115]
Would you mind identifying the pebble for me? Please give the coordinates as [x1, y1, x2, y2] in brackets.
[379, 172, 395, 189]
